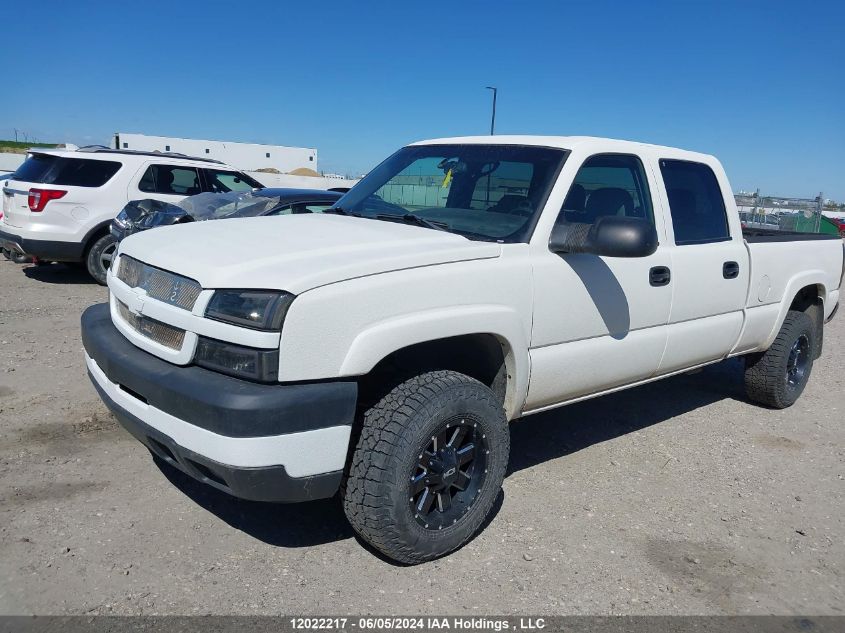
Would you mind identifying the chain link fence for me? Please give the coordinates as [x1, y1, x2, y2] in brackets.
[735, 190, 843, 236]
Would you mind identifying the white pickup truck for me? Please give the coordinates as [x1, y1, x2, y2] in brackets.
[81, 136, 843, 563]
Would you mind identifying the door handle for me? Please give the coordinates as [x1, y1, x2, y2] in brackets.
[723, 261, 740, 279]
[649, 266, 671, 287]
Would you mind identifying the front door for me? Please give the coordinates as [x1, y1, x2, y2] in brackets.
[525, 153, 673, 412]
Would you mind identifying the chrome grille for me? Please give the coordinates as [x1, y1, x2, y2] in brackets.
[117, 300, 186, 350]
[117, 256, 202, 311]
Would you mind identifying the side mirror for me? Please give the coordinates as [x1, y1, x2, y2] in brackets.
[549, 216, 658, 258]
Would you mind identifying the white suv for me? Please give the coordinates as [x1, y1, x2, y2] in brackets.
[0, 148, 262, 283]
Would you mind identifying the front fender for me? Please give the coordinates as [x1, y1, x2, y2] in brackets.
[340, 305, 530, 420]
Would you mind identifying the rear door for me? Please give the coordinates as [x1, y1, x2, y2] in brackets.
[655, 158, 749, 373]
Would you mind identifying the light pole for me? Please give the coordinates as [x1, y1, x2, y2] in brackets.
[483, 86, 498, 205]
[485, 86, 497, 135]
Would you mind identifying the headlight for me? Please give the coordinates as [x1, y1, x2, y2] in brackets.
[113, 209, 131, 229]
[194, 336, 279, 383]
[205, 290, 294, 331]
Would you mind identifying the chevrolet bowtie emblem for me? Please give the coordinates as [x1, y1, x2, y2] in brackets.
[128, 293, 145, 316]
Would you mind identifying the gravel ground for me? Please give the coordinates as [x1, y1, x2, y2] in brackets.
[0, 258, 842, 616]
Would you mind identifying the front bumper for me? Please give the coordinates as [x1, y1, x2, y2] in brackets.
[0, 226, 85, 262]
[82, 303, 357, 502]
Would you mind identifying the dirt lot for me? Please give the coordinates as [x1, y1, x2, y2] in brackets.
[0, 258, 842, 616]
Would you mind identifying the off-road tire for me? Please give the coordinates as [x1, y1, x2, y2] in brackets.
[85, 233, 117, 285]
[744, 309, 816, 409]
[343, 370, 509, 564]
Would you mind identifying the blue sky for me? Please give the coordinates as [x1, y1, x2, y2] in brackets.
[2, 0, 843, 199]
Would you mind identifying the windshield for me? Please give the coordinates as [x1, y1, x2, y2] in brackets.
[335, 144, 567, 242]
[177, 191, 283, 220]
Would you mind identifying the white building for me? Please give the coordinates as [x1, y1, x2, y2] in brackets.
[113, 132, 317, 173]
[0, 152, 25, 175]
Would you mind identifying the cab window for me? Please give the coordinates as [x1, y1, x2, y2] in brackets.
[659, 159, 730, 245]
[556, 154, 654, 227]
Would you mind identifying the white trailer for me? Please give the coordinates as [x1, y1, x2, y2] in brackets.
[113, 133, 317, 173]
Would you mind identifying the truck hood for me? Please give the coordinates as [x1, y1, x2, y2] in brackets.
[117, 214, 502, 293]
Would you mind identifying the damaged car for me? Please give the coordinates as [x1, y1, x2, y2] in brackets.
[111, 188, 343, 243]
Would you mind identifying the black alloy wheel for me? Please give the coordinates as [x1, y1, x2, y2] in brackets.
[745, 309, 816, 409]
[409, 417, 488, 530]
[785, 334, 810, 390]
[343, 370, 510, 563]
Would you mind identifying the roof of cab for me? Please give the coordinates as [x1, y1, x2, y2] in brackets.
[409, 135, 717, 162]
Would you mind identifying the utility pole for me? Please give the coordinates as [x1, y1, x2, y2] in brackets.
[485, 86, 497, 135]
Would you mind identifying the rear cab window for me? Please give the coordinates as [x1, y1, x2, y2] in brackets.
[13, 153, 121, 187]
[660, 159, 730, 245]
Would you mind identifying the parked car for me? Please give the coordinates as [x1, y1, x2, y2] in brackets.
[0, 174, 10, 257]
[2, 173, 31, 263]
[828, 216, 845, 237]
[111, 188, 342, 243]
[81, 136, 844, 564]
[0, 148, 263, 283]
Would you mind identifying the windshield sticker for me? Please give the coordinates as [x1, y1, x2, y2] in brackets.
[441, 169, 453, 189]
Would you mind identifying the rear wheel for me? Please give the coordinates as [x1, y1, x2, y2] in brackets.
[744, 309, 816, 409]
[343, 370, 509, 564]
[85, 233, 117, 285]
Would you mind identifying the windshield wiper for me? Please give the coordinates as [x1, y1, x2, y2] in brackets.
[324, 206, 362, 217]
[376, 213, 449, 232]
[452, 230, 502, 243]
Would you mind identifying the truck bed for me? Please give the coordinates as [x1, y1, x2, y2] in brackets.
[742, 226, 842, 243]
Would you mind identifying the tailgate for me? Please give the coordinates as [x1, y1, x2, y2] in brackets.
[2, 181, 31, 228]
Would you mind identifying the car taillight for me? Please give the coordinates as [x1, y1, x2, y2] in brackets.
[28, 188, 67, 212]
